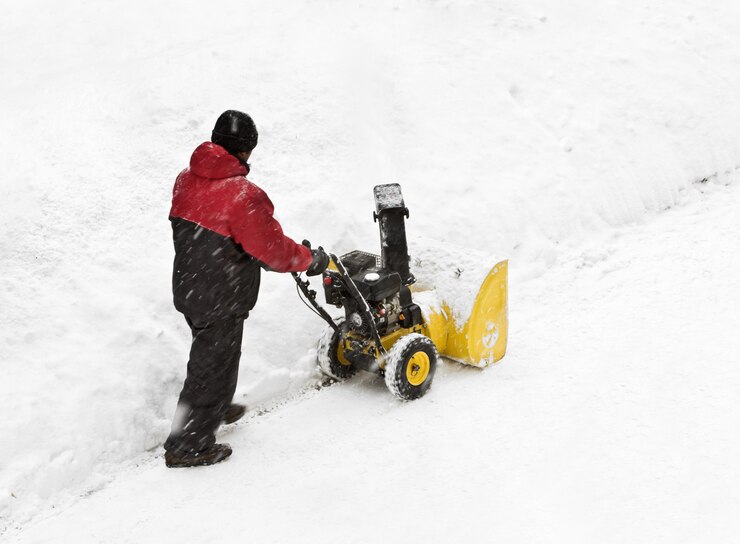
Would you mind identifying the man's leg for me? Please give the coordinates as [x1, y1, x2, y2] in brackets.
[165, 314, 245, 454]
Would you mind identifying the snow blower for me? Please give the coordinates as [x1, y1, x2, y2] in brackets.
[293, 183, 508, 400]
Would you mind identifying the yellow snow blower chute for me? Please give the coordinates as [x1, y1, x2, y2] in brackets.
[293, 183, 508, 400]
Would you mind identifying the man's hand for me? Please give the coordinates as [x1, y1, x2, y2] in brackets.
[306, 245, 330, 276]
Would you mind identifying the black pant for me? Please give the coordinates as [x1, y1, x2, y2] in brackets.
[165, 314, 245, 454]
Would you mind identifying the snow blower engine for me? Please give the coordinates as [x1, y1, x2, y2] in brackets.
[293, 183, 509, 401]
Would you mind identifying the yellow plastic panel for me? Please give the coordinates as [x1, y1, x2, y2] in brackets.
[446, 260, 508, 366]
[421, 304, 450, 354]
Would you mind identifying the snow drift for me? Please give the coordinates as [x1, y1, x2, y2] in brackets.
[2, 0, 740, 532]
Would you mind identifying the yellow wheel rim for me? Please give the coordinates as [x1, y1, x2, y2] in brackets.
[337, 342, 352, 366]
[406, 351, 431, 386]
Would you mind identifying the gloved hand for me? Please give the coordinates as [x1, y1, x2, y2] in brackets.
[306, 244, 330, 276]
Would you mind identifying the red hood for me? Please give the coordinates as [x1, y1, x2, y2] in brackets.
[189, 142, 248, 179]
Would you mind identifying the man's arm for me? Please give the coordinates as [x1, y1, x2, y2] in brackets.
[229, 185, 313, 273]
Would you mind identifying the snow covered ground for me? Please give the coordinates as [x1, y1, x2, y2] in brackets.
[2, 0, 740, 540]
[8, 179, 740, 543]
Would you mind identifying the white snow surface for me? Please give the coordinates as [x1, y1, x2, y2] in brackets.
[2, 0, 740, 540]
[7, 180, 740, 544]
[411, 239, 501, 325]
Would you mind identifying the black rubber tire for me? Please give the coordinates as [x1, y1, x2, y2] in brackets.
[317, 320, 357, 380]
[384, 334, 438, 400]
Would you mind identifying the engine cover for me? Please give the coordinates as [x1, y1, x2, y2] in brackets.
[352, 268, 401, 302]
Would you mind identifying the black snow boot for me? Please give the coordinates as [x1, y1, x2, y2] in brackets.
[223, 403, 247, 425]
[165, 443, 232, 468]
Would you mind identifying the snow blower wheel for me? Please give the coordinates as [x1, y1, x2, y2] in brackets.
[384, 334, 438, 400]
[317, 319, 356, 380]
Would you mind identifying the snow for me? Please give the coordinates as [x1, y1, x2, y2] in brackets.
[411, 239, 501, 325]
[373, 183, 404, 210]
[6, 181, 740, 543]
[2, 0, 740, 540]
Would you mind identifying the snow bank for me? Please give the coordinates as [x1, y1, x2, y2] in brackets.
[411, 239, 502, 326]
[3, 0, 740, 531]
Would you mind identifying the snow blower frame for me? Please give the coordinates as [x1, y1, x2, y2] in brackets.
[293, 183, 508, 400]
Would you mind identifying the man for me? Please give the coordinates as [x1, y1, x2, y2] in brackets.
[164, 110, 329, 468]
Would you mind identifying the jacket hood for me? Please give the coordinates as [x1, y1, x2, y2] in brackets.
[189, 142, 248, 179]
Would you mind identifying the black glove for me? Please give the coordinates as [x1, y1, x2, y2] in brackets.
[306, 246, 330, 276]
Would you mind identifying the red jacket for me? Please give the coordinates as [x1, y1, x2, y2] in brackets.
[171, 142, 312, 272]
[169, 142, 312, 317]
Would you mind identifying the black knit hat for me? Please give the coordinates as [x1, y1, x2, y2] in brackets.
[211, 110, 258, 154]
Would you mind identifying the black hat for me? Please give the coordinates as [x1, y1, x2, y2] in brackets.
[212, 110, 258, 154]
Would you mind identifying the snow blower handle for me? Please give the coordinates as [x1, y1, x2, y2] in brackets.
[302, 240, 330, 277]
[292, 271, 339, 334]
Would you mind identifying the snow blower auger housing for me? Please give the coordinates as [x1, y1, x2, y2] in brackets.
[293, 183, 508, 400]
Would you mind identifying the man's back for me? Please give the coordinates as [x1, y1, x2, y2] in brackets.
[170, 142, 261, 318]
